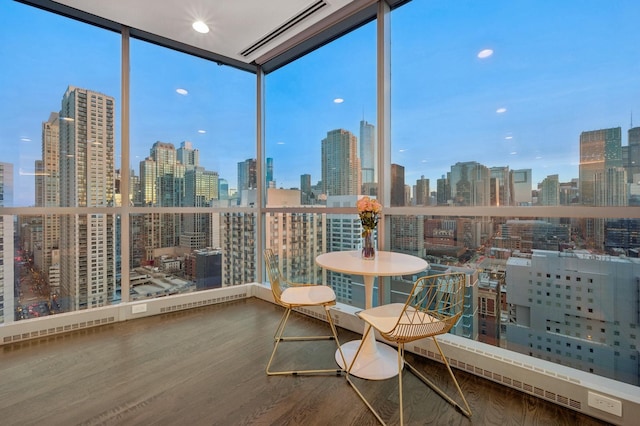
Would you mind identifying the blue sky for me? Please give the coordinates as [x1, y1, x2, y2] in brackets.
[2, 1, 639, 206]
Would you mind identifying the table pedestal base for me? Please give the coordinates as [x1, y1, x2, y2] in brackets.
[335, 340, 402, 380]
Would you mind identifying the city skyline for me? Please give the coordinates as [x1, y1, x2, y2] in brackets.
[3, 0, 640, 207]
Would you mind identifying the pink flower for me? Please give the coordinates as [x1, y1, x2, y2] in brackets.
[357, 196, 382, 233]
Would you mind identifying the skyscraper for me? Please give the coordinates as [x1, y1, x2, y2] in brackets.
[437, 174, 451, 206]
[177, 141, 199, 170]
[237, 158, 257, 192]
[579, 127, 623, 206]
[511, 169, 532, 206]
[34, 112, 60, 280]
[415, 175, 430, 206]
[359, 120, 376, 187]
[58, 86, 116, 310]
[489, 166, 512, 206]
[300, 173, 312, 205]
[579, 128, 624, 249]
[182, 166, 219, 250]
[539, 174, 560, 206]
[321, 129, 361, 196]
[450, 161, 491, 206]
[627, 127, 640, 183]
[266, 157, 274, 188]
[139, 142, 185, 253]
[391, 163, 405, 206]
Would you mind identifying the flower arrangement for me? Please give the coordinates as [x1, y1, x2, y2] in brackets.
[357, 196, 382, 236]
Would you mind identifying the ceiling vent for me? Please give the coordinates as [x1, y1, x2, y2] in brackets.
[240, 0, 328, 58]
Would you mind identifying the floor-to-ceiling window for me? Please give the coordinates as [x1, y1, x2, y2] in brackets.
[390, 0, 640, 387]
[128, 38, 256, 300]
[264, 20, 377, 306]
[0, 1, 257, 320]
[0, 1, 120, 318]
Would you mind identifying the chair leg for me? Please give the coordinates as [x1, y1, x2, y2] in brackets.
[266, 305, 343, 376]
[398, 343, 405, 425]
[272, 305, 290, 341]
[404, 337, 472, 418]
[325, 305, 347, 370]
[345, 325, 387, 425]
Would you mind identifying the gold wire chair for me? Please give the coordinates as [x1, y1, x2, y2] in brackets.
[346, 272, 472, 424]
[264, 249, 347, 376]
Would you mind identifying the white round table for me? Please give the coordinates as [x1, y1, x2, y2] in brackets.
[316, 250, 428, 380]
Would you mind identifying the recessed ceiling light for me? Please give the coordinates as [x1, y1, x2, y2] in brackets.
[192, 20, 210, 34]
[176, 88, 188, 95]
[496, 107, 507, 114]
[478, 49, 493, 59]
[333, 98, 344, 104]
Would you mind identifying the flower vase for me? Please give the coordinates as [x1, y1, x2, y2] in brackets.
[362, 230, 375, 260]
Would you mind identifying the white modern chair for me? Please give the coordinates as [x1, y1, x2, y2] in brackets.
[346, 272, 472, 424]
[264, 249, 346, 376]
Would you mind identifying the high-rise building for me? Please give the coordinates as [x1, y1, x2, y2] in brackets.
[539, 174, 560, 206]
[390, 215, 424, 256]
[321, 129, 360, 196]
[300, 174, 312, 205]
[489, 166, 511, 206]
[415, 176, 430, 206]
[391, 163, 405, 206]
[218, 178, 229, 200]
[237, 158, 257, 192]
[139, 142, 186, 254]
[177, 141, 199, 170]
[33, 112, 61, 280]
[626, 127, 640, 184]
[506, 250, 640, 386]
[511, 169, 532, 206]
[266, 157, 274, 188]
[182, 167, 219, 250]
[0, 162, 14, 324]
[436, 174, 451, 205]
[450, 161, 491, 206]
[579, 128, 624, 249]
[579, 127, 623, 206]
[58, 86, 116, 310]
[325, 195, 363, 305]
[359, 120, 376, 186]
[265, 188, 325, 291]
[222, 210, 256, 286]
[144, 141, 186, 207]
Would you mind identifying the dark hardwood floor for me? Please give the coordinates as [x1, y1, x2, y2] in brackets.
[1, 298, 611, 426]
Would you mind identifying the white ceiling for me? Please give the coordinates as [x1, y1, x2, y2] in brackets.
[49, 0, 377, 71]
